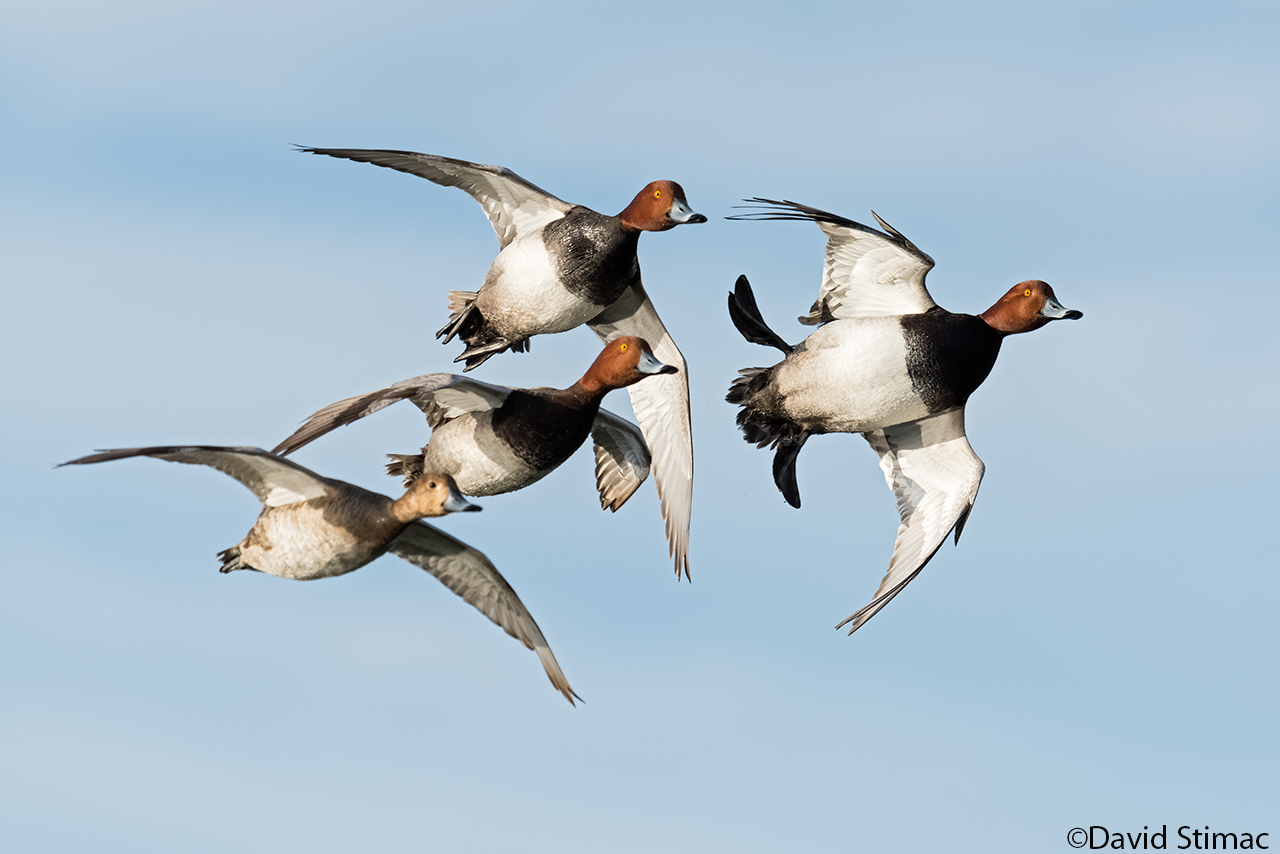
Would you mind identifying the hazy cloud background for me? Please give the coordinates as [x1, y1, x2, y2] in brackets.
[4, 1, 1277, 850]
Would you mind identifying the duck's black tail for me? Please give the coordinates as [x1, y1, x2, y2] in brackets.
[726, 275, 809, 507]
[726, 370, 812, 508]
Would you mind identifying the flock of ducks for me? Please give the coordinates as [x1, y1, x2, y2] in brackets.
[62, 148, 1082, 704]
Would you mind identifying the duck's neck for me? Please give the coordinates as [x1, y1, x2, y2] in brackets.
[388, 496, 424, 525]
[616, 216, 644, 235]
[615, 199, 651, 233]
[978, 306, 1019, 336]
[565, 378, 611, 406]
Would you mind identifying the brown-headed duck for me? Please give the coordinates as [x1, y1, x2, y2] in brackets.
[60, 446, 577, 703]
[726, 199, 1083, 634]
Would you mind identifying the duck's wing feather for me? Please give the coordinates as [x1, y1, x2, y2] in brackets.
[590, 408, 651, 512]
[59, 445, 336, 507]
[589, 284, 693, 579]
[298, 147, 575, 249]
[272, 375, 512, 456]
[836, 409, 984, 634]
[390, 521, 579, 705]
[730, 198, 937, 322]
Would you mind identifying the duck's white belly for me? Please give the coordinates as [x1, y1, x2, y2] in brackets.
[422, 412, 543, 496]
[774, 317, 932, 433]
[236, 504, 389, 580]
[476, 237, 604, 338]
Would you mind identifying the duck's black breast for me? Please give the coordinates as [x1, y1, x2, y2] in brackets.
[542, 207, 641, 305]
[490, 388, 598, 472]
[901, 309, 1004, 413]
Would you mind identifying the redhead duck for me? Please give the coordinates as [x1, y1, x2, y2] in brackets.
[300, 147, 701, 578]
[60, 446, 577, 703]
[726, 199, 1082, 634]
[273, 337, 678, 542]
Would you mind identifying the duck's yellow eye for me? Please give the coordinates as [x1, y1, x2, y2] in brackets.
[1024, 289, 1032, 297]
[653, 189, 662, 199]
[619, 342, 628, 352]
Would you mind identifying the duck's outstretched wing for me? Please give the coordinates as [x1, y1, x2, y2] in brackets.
[390, 521, 579, 705]
[298, 147, 575, 249]
[272, 375, 512, 456]
[837, 409, 985, 634]
[589, 284, 693, 580]
[730, 198, 937, 322]
[59, 446, 336, 507]
[590, 408, 651, 512]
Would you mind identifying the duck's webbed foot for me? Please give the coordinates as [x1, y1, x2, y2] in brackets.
[772, 434, 809, 509]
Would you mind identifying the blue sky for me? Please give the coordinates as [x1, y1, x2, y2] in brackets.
[3, 1, 1278, 851]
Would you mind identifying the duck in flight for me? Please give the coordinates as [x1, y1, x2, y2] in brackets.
[60, 445, 578, 703]
[727, 198, 1082, 634]
[272, 337, 680, 566]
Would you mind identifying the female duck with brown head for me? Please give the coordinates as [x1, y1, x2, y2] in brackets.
[726, 199, 1083, 634]
[273, 337, 686, 575]
[60, 446, 578, 703]
[299, 148, 702, 579]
